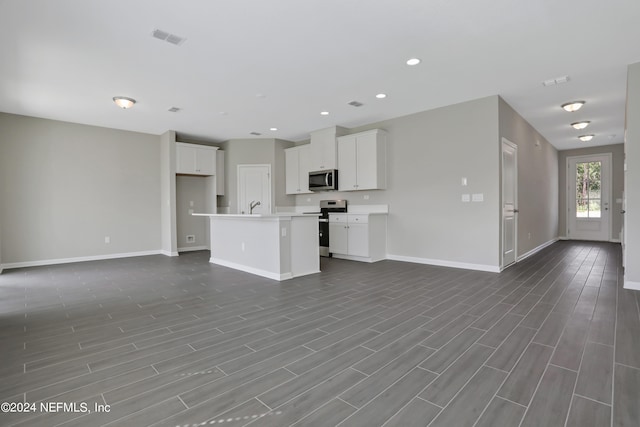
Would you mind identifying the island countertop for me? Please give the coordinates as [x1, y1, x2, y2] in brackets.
[192, 213, 320, 218]
[193, 213, 319, 280]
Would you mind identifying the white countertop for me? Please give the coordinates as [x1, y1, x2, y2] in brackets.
[192, 213, 320, 218]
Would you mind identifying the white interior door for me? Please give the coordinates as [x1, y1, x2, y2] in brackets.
[237, 164, 271, 214]
[502, 139, 518, 268]
[567, 154, 611, 241]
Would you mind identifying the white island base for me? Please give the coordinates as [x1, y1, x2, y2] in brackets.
[192, 213, 320, 281]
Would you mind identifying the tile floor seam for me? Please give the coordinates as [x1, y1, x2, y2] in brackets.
[573, 392, 613, 407]
[494, 395, 529, 409]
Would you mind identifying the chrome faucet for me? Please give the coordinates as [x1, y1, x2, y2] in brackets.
[249, 200, 261, 214]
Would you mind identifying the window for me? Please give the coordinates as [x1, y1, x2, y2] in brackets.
[575, 161, 601, 218]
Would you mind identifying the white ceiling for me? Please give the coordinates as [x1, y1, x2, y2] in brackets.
[1, 0, 639, 150]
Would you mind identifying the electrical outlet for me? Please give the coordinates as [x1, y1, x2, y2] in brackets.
[363, 195, 369, 200]
[186, 235, 195, 243]
[104, 236, 110, 244]
[462, 194, 470, 202]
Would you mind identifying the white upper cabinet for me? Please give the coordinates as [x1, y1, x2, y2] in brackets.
[337, 129, 387, 191]
[176, 143, 218, 176]
[285, 145, 312, 194]
[309, 126, 347, 171]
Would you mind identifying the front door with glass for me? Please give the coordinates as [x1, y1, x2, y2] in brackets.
[567, 154, 611, 241]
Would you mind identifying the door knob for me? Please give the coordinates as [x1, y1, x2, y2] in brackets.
[513, 209, 519, 213]
[621, 210, 626, 214]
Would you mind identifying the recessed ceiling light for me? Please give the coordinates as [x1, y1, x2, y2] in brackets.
[113, 97, 136, 109]
[561, 101, 585, 112]
[376, 93, 387, 99]
[320, 111, 329, 116]
[571, 121, 590, 130]
[406, 58, 421, 66]
[578, 134, 594, 142]
[269, 127, 278, 131]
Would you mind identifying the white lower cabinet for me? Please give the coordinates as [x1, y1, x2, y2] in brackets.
[329, 213, 387, 262]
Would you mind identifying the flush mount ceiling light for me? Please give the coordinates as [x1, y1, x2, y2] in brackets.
[376, 93, 387, 99]
[561, 101, 585, 112]
[571, 121, 590, 130]
[406, 58, 421, 66]
[113, 97, 136, 109]
[578, 134, 594, 142]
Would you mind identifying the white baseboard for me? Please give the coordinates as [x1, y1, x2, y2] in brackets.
[1, 250, 163, 270]
[210, 257, 293, 281]
[160, 250, 179, 257]
[517, 238, 559, 262]
[178, 246, 209, 253]
[558, 236, 569, 240]
[609, 239, 621, 243]
[624, 278, 640, 291]
[386, 254, 500, 273]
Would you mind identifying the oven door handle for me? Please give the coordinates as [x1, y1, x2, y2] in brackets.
[319, 218, 329, 223]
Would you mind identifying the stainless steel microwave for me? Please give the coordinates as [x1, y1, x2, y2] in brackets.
[309, 169, 338, 191]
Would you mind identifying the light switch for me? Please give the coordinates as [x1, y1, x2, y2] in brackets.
[462, 194, 470, 202]
[189, 201, 194, 207]
[188, 209, 194, 215]
[461, 177, 468, 186]
[472, 193, 484, 202]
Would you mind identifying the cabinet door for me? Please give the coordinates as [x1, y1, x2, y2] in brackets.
[355, 133, 378, 190]
[298, 145, 311, 193]
[329, 223, 349, 254]
[347, 222, 369, 257]
[285, 148, 300, 194]
[195, 147, 216, 175]
[310, 131, 337, 170]
[176, 144, 197, 174]
[337, 135, 358, 191]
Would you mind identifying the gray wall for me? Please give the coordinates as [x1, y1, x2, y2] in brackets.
[218, 138, 294, 214]
[624, 62, 640, 287]
[498, 98, 559, 258]
[160, 130, 177, 256]
[176, 176, 207, 249]
[558, 144, 624, 240]
[293, 96, 502, 269]
[0, 113, 161, 265]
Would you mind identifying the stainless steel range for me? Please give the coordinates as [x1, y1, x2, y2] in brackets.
[319, 199, 347, 257]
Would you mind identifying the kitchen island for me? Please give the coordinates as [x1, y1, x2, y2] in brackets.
[192, 213, 320, 280]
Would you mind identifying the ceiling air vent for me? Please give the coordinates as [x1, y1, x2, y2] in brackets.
[151, 29, 187, 46]
[348, 101, 364, 107]
[250, 132, 262, 136]
[168, 107, 181, 113]
[542, 75, 570, 87]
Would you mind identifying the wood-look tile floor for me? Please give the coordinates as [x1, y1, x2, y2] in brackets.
[0, 241, 638, 427]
